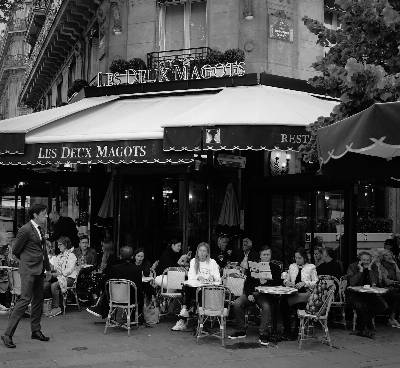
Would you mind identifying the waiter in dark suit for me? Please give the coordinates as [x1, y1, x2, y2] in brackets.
[1, 204, 51, 349]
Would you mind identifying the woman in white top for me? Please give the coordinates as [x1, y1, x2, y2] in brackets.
[47, 236, 78, 317]
[171, 242, 220, 331]
[281, 247, 318, 339]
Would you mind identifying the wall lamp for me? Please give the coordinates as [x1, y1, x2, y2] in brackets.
[244, 0, 254, 20]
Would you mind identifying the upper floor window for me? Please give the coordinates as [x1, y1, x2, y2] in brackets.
[159, 0, 207, 51]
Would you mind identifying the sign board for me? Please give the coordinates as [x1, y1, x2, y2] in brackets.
[96, 61, 246, 87]
[269, 14, 294, 42]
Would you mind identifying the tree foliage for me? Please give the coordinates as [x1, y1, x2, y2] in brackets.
[301, 0, 400, 162]
[0, 0, 24, 24]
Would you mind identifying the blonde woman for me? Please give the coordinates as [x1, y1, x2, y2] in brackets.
[171, 242, 220, 331]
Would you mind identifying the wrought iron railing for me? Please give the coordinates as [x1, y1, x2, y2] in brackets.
[147, 47, 211, 70]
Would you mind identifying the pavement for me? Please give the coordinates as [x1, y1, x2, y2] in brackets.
[1, 311, 400, 368]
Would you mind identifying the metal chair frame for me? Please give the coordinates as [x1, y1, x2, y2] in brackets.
[8, 268, 21, 318]
[195, 285, 231, 347]
[297, 284, 336, 349]
[319, 274, 347, 328]
[159, 267, 187, 317]
[62, 270, 81, 315]
[104, 279, 139, 336]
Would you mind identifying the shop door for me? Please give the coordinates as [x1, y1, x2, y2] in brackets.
[270, 193, 312, 266]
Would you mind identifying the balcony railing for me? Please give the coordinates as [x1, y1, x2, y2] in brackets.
[4, 54, 29, 69]
[147, 47, 211, 70]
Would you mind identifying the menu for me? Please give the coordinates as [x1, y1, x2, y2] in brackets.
[248, 261, 272, 280]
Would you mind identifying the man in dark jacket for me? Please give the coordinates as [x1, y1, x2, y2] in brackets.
[86, 246, 143, 319]
[49, 212, 79, 249]
[347, 251, 388, 338]
[2, 204, 51, 349]
[212, 236, 233, 270]
[229, 247, 281, 345]
[234, 237, 259, 270]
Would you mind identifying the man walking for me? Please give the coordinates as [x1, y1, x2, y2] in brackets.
[1, 204, 51, 348]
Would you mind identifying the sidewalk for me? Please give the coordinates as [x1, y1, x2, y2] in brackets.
[1, 311, 400, 368]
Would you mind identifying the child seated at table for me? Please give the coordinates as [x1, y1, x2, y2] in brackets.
[171, 242, 220, 331]
[228, 246, 281, 345]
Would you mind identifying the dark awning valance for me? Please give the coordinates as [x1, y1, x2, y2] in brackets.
[0, 133, 25, 155]
[0, 139, 193, 166]
[163, 125, 311, 151]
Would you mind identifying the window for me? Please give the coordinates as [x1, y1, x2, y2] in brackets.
[68, 58, 76, 91]
[56, 79, 63, 106]
[47, 92, 52, 109]
[159, 0, 207, 51]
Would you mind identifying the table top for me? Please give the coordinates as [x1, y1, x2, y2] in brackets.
[183, 280, 221, 288]
[80, 264, 94, 269]
[348, 286, 388, 294]
[142, 276, 153, 282]
[0, 266, 18, 270]
[256, 286, 298, 295]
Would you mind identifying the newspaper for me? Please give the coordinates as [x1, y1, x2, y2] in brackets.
[248, 261, 272, 280]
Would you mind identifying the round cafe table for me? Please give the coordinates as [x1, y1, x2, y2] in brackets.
[142, 276, 154, 283]
[255, 286, 298, 337]
[347, 286, 388, 294]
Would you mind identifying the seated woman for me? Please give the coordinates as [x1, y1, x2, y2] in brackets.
[152, 239, 190, 287]
[347, 251, 388, 338]
[228, 246, 281, 345]
[171, 242, 220, 331]
[46, 236, 78, 317]
[281, 247, 318, 340]
[379, 249, 400, 327]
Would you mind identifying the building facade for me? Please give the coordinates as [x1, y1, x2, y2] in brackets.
[15, 0, 325, 110]
[0, 1, 31, 119]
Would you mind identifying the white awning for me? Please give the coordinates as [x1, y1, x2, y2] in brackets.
[26, 93, 214, 144]
[163, 85, 338, 127]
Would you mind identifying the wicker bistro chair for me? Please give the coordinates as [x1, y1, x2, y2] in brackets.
[104, 279, 139, 336]
[297, 279, 336, 349]
[318, 275, 347, 328]
[62, 277, 80, 315]
[222, 273, 246, 299]
[195, 285, 231, 346]
[8, 268, 21, 317]
[159, 267, 187, 316]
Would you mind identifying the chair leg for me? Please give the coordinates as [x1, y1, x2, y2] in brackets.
[127, 308, 131, 336]
[298, 317, 305, 349]
[74, 290, 80, 311]
[63, 293, 67, 315]
[104, 308, 112, 334]
[352, 310, 357, 331]
[321, 320, 332, 348]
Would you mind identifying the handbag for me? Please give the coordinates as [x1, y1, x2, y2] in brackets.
[143, 296, 160, 325]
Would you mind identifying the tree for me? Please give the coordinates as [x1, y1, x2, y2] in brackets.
[0, 0, 24, 24]
[301, 0, 400, 163]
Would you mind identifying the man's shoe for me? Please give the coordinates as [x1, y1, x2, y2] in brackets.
[48, 307, 62, 318]
[86, 306, 102, 318]
[228, 331, 247, 339]
[259, 334, 270, 346]
[1, 335, 16, 348]
[31, 331, 50, 342]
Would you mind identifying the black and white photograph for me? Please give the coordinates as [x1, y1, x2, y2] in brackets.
[1, 1, 400, 367]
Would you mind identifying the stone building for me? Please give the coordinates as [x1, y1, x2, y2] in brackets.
[13, 0, 326, 111]
[0, 1, 31, 119]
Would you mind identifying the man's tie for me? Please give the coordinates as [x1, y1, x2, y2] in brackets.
[37, 226, 46, 249]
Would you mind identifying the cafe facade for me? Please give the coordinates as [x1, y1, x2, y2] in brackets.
[2, 66, 396, 269]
